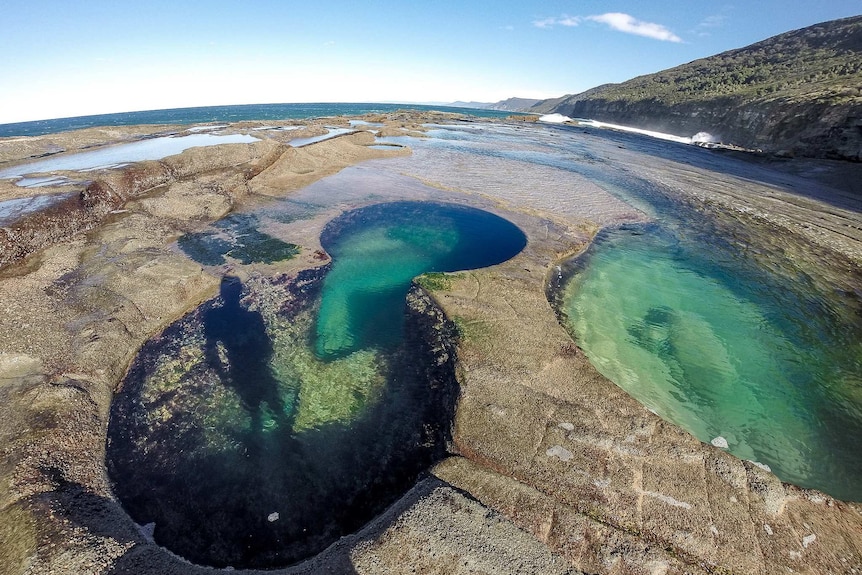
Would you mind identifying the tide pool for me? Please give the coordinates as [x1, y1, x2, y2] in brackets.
[0, 133, 259, 181]
[563, 226, 862, 500]
[315, 201, 527, 359]
[108, 200, 526, 568]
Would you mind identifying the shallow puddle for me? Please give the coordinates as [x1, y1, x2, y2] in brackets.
[0, 133, 259, 181]
[178, 212, 300, 266]
[0, 193, 76, 225]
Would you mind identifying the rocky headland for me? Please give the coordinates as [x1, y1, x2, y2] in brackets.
[530, 15, 862, 161]
[0, 111, 861, 574]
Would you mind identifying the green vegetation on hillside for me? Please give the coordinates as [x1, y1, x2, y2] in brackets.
[534, 16, 862, 110]
[531, 16, 862, 159]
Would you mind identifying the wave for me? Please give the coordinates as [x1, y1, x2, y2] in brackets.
[539, 114, 717, 146]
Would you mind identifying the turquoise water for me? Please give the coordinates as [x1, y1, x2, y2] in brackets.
[108, 201, 526, 568]
[315, 201, 527, 359]
[563, 225, 862, 500]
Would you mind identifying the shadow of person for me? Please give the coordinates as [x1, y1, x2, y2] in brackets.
[203, 276, 294, 439]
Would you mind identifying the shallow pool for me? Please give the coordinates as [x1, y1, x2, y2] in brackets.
[562, 224, 862, 500]
[0, 133, 259, 181]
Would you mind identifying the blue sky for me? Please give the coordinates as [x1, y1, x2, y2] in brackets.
[1, 1, 859, 124]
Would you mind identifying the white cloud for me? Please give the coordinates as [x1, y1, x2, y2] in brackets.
[532, 15, 581, 29]
[586, 13, 682, 42]
[698, 14, 728, 29]
[693, 12, 729, 36]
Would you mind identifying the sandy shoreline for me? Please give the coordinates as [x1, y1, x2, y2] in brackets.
[1, 112, 860, 574]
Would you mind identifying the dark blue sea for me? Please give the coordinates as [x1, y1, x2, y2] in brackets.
[0, 103, 520, 137]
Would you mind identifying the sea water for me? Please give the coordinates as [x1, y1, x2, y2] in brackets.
[0, 102, 521, 137]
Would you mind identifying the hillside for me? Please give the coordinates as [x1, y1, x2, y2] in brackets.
[531, 16, 862, 160]
[448, 97, 540, 112]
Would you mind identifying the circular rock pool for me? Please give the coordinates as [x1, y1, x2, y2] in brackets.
[106, 201, 526, 568]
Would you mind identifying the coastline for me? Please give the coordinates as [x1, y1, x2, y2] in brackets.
[1, 111, 860, 574]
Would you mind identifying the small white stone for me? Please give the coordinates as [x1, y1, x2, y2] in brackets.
[803, 534, 816, 548]
[546, 445, 573, 462]
[749, 460, 771, 472]
[558, 422, 575, 431]
[764, 524, 774, 536]
[710, 525, 719, 536]
[267, 512, 279, 522]
[710, 436, 729, 449]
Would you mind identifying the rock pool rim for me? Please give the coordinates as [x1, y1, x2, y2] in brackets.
[550, 221, 862, 502]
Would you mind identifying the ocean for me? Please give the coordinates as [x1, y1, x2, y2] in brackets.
[0, 102, 520, 138]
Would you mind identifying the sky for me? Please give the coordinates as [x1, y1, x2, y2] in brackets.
[1, 1, 860, 124]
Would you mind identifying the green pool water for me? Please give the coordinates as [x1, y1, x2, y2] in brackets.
[108, 200, 526, 568]
[315, 201, 527, 359]
[563, 226, 862, 500]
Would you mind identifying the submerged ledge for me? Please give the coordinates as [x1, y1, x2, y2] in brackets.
[0, 112, 860, 574]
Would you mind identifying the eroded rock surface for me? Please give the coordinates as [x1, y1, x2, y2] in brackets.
[1, 112, 861, 574]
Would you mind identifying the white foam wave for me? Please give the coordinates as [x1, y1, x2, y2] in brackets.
[581, 119, 718, 146]
[538, 113, 574, 124]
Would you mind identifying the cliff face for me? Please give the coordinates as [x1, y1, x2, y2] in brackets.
[532, 16, 862, 160]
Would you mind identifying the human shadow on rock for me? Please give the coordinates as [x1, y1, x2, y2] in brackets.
[203, 275, 296, 437]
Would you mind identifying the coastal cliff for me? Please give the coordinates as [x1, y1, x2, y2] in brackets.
[531, 16, 862, 160]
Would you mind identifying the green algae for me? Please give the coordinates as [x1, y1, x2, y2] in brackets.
[416, 272, 464, 292]
[178, 213, 300, 266]
[266, 304, 386, 431]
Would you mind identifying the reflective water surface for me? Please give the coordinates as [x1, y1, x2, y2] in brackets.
[0, 133, 259, 181]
